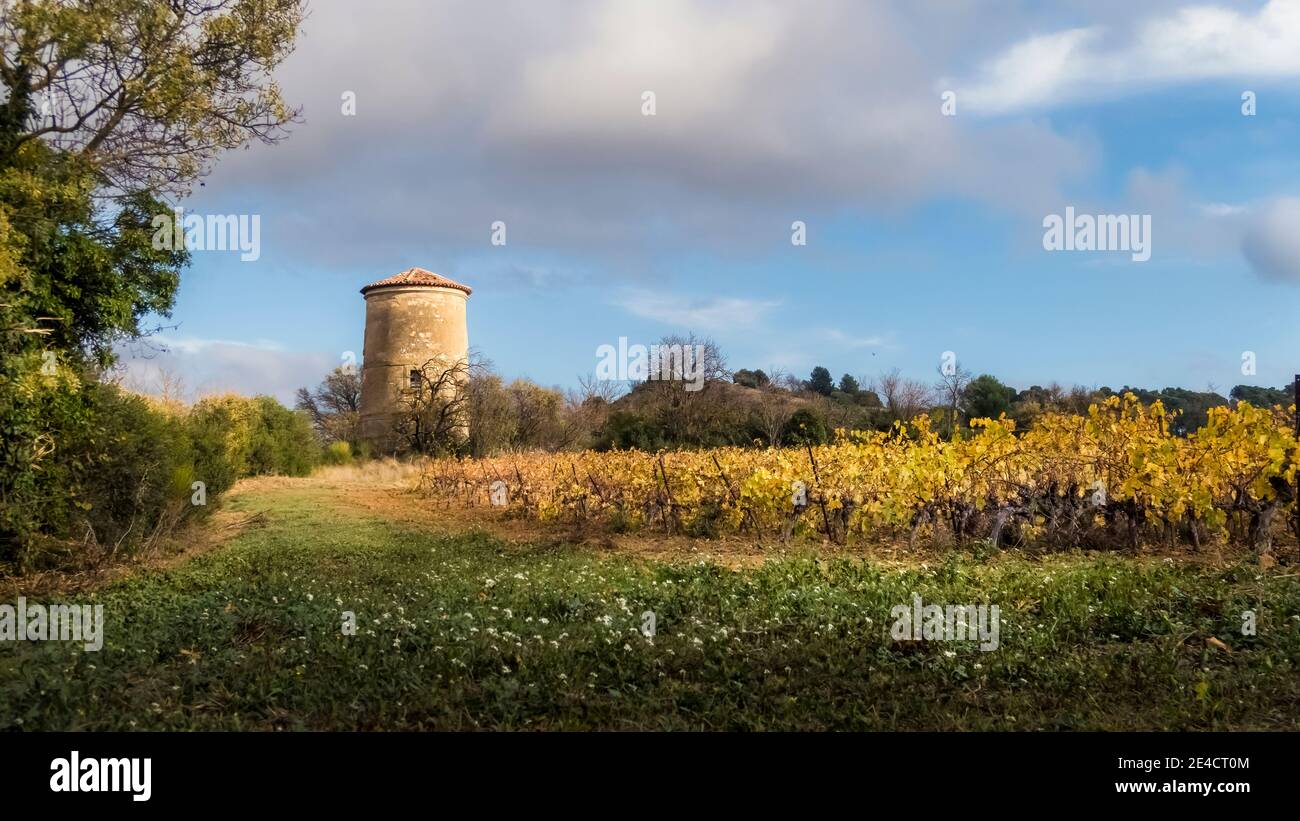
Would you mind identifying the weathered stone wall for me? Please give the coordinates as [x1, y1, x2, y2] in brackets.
[359, 285, 469, 450]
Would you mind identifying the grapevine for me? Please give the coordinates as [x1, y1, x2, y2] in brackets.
[417, 396, 1298, 553]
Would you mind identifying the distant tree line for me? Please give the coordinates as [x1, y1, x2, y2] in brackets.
[298, 337, 1296, 458]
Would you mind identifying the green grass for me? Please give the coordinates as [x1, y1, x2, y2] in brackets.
[3, 485, 1299, 730]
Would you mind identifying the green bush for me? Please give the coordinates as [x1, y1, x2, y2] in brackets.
[2, 382, 321, 572]
[0, 354, 97, 559]
[782, 408, 829, 445]
[186, 394, 258, 498]
[596, 411, 665, 451]
[249, 396, 318, 476]
[73, 384, 193, 555]
[323, 441, 354, 465]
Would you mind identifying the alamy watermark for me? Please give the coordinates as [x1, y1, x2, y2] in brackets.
[151, 207, 261, 261]
[1042, 207, 1151, 262]
[595, 337, 706, 391]
[50, 751, 151, 802]
[0, 597, 103, 652]
[891, 594, 1000, 651]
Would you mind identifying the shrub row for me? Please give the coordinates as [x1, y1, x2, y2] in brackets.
[1, 370, 317, 572]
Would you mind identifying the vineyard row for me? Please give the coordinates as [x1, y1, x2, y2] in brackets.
[417, 396, 1300, 553]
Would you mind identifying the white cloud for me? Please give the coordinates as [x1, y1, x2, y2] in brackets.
[615, 290, 779, 332]
[197, 0, 1094, 268]
[148, 335, 287, 355]
[952, 27, 1102, 114]
[488, 0, 784, 140]
[1242, 197, 1300, 283]
[821, 328, 889, 349]
[958, 0, 1300, 114]
[1200, 202, 1247, 217]
[113, 337, 337, 404]
[1095, 181, 1300, 283]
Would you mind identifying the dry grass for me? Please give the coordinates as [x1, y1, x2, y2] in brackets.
[312, 456, 424, 488]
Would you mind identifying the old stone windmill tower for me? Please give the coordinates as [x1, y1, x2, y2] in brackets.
[358, 267, 472, 448]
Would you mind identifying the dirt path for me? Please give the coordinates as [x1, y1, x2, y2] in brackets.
[228, 470, 819, 568]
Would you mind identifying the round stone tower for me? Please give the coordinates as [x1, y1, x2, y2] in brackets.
[359, 267, 472, 450]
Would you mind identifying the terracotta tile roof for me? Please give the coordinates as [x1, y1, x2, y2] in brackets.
[360, 267, 472, 295]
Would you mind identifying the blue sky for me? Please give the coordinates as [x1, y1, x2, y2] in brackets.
[118, 0, 1300, 403]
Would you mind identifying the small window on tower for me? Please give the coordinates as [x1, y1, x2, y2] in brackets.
[409, 369, 421, 390]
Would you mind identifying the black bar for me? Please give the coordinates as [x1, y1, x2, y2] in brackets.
[0, 731, 1285, 809]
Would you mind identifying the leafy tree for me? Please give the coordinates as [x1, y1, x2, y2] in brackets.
[734, 368, 772, 389]
[1152, 387, 1227, 436]
[838, 373, 859, 395]
[1099, 385, 1228, 436]
[1, 143, 183, 555]
[507, 379, 569, 449]
[0, 0, 304, 560]
[808, 366, 834, 397]
[186, 392, 259, 495]
[248, 395, 317, 477]
[963, 374, 1016, 420]
[466, 372, 517, 457]
[1010, 383, 1066, 429]
[0, 0, 305, 195]
[1230, 384, 1291, 407]
[2, 143, 185, 365]
[1, 0, 303, 363]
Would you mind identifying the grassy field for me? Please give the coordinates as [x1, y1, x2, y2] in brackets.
[2, 476, 1299, 730]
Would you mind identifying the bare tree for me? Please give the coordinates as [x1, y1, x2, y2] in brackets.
[896, 378, 934, 423]
[649, 333, 729, 384]
[154, 367, 187, 406]
[620, 334, 743, 445]
[576, 371, 624, 404]
[772, 368, 804, 394]
[756, 385, 795, 446]
[934, 361, 973, 437]
[874, 368, 933, 424]
[391, 357, 478, 455]
[560, 372, 620, 449]
[508, 379, 564, 448]
[466, 372, 517, 457]
[296, 366, 362, 443]
[873, 369, 901, 419]
[1063, 384, 1097, 415]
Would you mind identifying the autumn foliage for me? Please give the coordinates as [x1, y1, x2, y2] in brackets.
[419, 395, 1298, 554]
